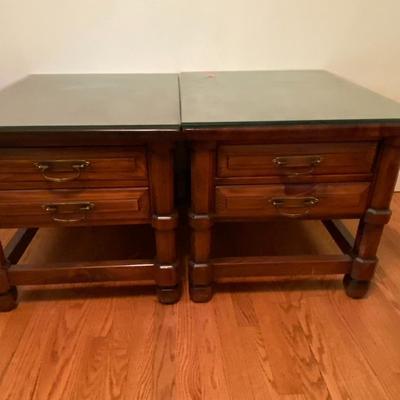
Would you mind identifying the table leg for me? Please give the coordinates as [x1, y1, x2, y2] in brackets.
[344, 219, 383, 298]
[189, 214, 214, 302]
[189, 143, 216, 302]
[0, 240, 17, 312]
[345, 138, 400, 298]
[149, 144, 181, 304]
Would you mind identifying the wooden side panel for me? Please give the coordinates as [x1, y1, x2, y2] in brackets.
[347, 137, 400, 288]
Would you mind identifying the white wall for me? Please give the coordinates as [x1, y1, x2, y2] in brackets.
[2, 0, 400, 193]
[1, 0, 400, 101]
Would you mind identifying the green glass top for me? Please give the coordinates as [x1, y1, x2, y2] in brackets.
[180, 70, 400, 127]
[0, 74, 180, 131]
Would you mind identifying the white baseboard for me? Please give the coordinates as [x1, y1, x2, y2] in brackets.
[396, 173, 400, 192]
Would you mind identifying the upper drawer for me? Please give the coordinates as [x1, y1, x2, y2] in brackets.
[217, 142, 378, 178]
[0, 147, 147, 189]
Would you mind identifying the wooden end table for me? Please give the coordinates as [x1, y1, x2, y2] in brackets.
[180, 70, 400, 302]
[0, 73, 181, 310]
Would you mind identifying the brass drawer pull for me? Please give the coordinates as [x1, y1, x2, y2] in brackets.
[270, 196, 319, 218]
[34, 160, 90, 182]
[42, 202, 95, 223]
[273, 155, 322, 176]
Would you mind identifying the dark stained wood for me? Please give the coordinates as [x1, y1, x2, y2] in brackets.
[148, 143, 181, 303]
[215, 173, 374, 185]
[0, 130, 182, 147]
[0, 290, 17, 312]
[189, 130, 387, 300]
[346, 138, 400, 295]
[0, 147, 147, 190]
[212, 254, 352, 278]
[215, 183, 370, 219]
[217, 142, 377, 178]
[369, 139, 400, 209]
[182, 71, 400, 301]
[8, 260, 155, 285]
[183, 124, 383, 142]
[0, 188, 151, 228]
[0, 240, 10, 291]
[0, 239, 17, 312]
[343, 273, 371, 299]
[4, 228, 38, 265]
[0, 74, 181, 308]
[322, 220, 355, 254]
[189, 143, 216, 302]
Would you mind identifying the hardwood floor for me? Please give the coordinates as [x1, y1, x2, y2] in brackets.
[1, 194, 400, 399]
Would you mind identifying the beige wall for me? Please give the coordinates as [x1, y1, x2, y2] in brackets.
[1, 0, 400, 188]
[0, 0, 399, 98]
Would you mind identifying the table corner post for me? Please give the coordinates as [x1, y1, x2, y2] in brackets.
[345, 137, 400, 298]
[148, 142, 181, 304]
[0, 240, 17, 312]
[189, 142, 216, 302]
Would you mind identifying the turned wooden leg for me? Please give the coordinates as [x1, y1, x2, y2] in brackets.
[156, 283, 182, 305]
[189, 264, 213, 303]
[189, 217, 214, 302]
[0, 286, 18, 312]
[149, 143, 181, 304]
[189, 143, 216, 302]
[343, 274, 370, 299]
[345, 138, 400, 299]
[152, 220, 180, 303]
[0, 240, 18, 312]
[345, 217, 383, 299]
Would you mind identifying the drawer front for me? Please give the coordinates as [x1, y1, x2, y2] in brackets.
[217, 142, 377, 178]
[0, 188, 150, 227]
[0, 147, 147, 189]
[215, 183, 370, 218]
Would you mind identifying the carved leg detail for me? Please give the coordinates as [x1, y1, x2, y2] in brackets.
[190, 143, 216, 302]
[346, 207, 390, 299]
[149, 143, 181, 304]
[344, 139, 400, 298]
[189, 217, 214, 303]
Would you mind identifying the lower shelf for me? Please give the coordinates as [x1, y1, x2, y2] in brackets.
[8, 259, 155, 286]
[212, 254, 352, 279]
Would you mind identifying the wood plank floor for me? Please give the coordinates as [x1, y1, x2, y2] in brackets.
[1, 194, 400, 400]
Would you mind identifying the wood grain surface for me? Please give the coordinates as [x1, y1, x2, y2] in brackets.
[0, 194, 400, 399]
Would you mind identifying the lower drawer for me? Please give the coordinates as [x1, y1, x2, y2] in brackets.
[215, 183, 370, 218]
[0, 188, 150, 227]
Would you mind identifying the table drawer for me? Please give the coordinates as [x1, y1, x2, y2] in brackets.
[0, 188, 150, 227]
[215, 183, 370, 218]
[0, 147, 147, 189]
[217, 142, 377, 178]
